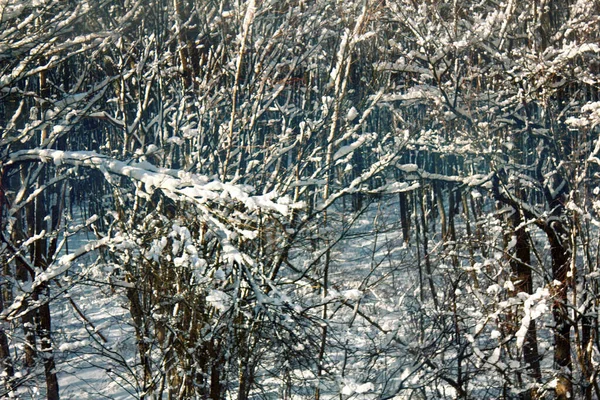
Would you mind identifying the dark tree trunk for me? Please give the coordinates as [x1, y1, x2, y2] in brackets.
[547, 224, 572, 400]
[126, 287, 153, 399]
[510, 212, 542, 388]
[38, 294, 59, 400]
[399, 192, 410, 244]
[0, 289, 14, 389]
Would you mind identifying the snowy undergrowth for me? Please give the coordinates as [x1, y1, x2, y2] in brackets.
[272, 194, 567, 399]
[7, 192, 574, 399]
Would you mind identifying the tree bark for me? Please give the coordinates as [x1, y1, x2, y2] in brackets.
[510, 212, 542, 389]
[0, 288, 14, 390]
[399, 192, 410, 244]
[547, 225, 572, 400]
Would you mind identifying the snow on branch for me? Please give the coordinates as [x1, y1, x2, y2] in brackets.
[3, 149, 305, 306]
[396, 163, 494, 187]
[7, 149, 299, 217]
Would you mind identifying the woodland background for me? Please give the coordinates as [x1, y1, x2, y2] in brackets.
[1, 0, 600, 398]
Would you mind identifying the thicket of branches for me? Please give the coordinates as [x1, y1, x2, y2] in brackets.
[1, 0, 600, 398]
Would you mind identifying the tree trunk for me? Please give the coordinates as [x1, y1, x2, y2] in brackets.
[209, 339, 223, 400]
[399, 192, 410, 244]
[14, 174, 37, 369]
[126, 287, 153, 399]
[0, 289, 14, 390]
[510, 212, 542, 391]
[547, 225, 572, 400]
[38, 294, 59, 400]
[419, 186, 438, 308]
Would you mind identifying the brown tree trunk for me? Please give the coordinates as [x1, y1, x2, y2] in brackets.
[38, 293, 59, 400]
[399, 192, 410, 244]
[126, 287, 153, 399]
[510, 212, 542, 389]
[547, 225, 572, 400]
[580, 296, 595, 400]
[35, 65, 60, 400]
[14, 179, 37, 368]
[434, 183, 447, 241]
[0, 289, 14, 389]
[209, 339, 223, 400]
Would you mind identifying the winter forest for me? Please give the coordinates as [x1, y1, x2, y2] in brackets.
[1, 0, 600, 399]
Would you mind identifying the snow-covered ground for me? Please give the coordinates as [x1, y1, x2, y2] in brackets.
[5, 193, 562, 399]
[54, 277, 137, 400]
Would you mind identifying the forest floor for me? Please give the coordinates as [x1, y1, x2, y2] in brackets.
[11, 194, 506, 399]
